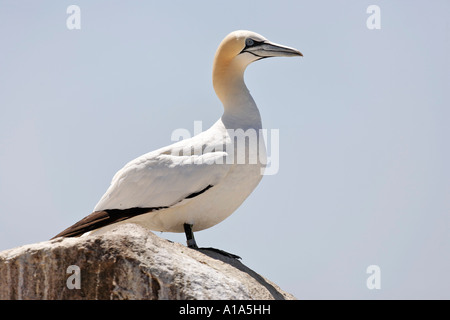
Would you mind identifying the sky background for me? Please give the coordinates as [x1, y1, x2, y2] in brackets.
[0, 1, 449, 299]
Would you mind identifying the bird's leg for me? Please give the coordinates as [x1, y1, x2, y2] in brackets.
[183, 223, 241, 260]
[183, 223, 198, 248]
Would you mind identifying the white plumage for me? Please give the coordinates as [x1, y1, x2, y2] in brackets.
[93, 119, 259, 233]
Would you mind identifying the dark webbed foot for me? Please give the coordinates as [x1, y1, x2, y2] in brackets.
[183, 223, 241, 260]
[197, 247, 241, 260]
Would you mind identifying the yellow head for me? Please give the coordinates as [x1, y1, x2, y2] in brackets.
[212, 30, 302, 104]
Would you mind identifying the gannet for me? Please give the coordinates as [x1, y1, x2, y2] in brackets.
[52, 30, 302, 256]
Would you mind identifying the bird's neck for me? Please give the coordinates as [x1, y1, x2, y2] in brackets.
[213, 59, 262, 130]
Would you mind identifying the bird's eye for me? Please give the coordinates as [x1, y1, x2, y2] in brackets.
[246, 38, 254, 47]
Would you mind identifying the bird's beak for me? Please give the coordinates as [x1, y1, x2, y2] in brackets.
[244, 40, 303, 58]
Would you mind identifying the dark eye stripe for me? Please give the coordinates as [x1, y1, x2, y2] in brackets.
[239, 38, 266, 55]
[245, 38, 264, 49]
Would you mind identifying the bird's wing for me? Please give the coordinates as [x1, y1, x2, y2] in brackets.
[50, 127, 232, 239]
[94, 142, 230, 211]
[51, 144, 230, 239]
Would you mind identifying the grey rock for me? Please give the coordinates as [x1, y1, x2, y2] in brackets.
[0, 224, 295, 300]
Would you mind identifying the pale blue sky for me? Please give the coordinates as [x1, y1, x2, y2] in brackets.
[0, 1, 449, 299]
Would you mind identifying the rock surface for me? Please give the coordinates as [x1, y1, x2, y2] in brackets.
[0, 224, 295, 300]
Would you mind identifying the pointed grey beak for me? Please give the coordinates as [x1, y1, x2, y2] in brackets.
[243, 40, 303, 58]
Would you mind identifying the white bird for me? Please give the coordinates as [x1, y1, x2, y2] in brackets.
[52, 30, 302, 256]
